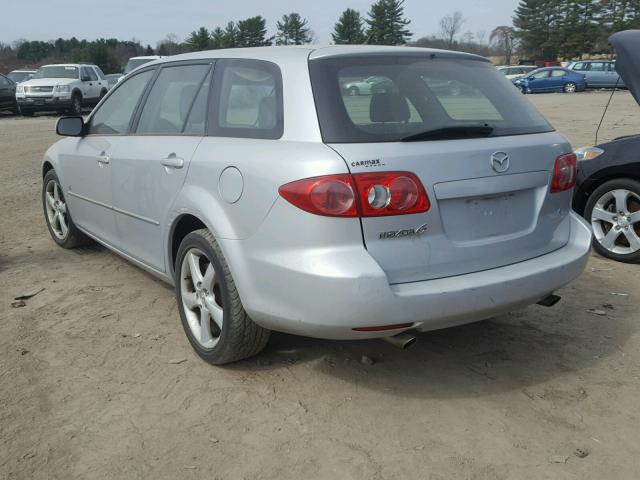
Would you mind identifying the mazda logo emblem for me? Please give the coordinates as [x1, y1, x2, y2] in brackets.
[491, 152, 510, 173]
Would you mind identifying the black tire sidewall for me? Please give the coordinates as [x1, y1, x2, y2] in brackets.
[585, 178, 640, 263]
[42, 170, 83, 248]
[175, 231, 236, 362]
[71, 94, 82, 115]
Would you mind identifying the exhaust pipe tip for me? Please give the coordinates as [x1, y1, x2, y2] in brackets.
[537, 294, 561, 308]
[382, 333, 417, 350]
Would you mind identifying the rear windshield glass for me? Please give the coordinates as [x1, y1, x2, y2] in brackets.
[309, 55, 554, 143]
[33, 66, 78, 79]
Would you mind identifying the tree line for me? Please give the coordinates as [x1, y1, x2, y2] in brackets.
[2, 0, 638, 74]
[514, 0, 640, 59]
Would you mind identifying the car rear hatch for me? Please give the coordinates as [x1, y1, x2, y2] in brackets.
[309, 48, 575, 284]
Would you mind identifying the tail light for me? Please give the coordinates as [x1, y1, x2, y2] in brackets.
[279, 172, 430, 217]
[551, 153, 577, 193]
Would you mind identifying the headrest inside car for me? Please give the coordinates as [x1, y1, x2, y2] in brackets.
[370, 93, 410, 123]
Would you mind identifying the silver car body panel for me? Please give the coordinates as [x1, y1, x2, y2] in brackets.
[43, 45, 592, 340]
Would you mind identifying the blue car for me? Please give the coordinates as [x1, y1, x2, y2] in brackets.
[567, 60, 626, 89]
[514, 67, 587, 94]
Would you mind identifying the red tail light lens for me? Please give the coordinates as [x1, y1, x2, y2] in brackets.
[551, 153, 577, 193]
[280, 172, 431, 218]
[353, 172, 430, 217]
[278, 174, 358, 217]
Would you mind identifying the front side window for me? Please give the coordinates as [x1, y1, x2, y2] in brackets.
[531, 70, 550, 79]
[33, 66, 78, 79]
[88, 69, 154, 135]
[136, 64, 211, 135]
[310, 55, 552, 143]
[93, 66, 106, 80]
[211, 59, 283, 139]
[572, 62, 587, 71]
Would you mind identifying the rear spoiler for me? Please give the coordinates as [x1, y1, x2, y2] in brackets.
[610, 30, 640, 105]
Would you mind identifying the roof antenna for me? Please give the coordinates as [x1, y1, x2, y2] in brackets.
[594, 55, 621, 145]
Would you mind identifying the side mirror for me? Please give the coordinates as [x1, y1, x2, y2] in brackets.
[57, 116, 85, 137]
[528, 76, 535, 80]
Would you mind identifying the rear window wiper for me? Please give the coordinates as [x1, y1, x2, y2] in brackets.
[401, 125, 494, 142]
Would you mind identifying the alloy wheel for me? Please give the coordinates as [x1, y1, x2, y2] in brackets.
[44, 180, 69, 240]
[564, 82, 577, 93]
[591, 189, 640, 255]
[180, 248, 224, 349]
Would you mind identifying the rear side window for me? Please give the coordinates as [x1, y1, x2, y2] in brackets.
[550, 70, 566, 77]
[211, 59, 283, 139]
[88, 70, 154, 135]
[136, 64, 211, 135]
[589, 62, 606, 71]
[310, 55, 552, 143]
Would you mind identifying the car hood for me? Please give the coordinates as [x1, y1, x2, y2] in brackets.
[20, 78, 77, 87]
[610, 30, 640, 105]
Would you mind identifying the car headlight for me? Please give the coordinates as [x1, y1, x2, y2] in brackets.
[574, 146, 605, 161]
[55, 85, 71, 93]
[16, 85, 24, 93]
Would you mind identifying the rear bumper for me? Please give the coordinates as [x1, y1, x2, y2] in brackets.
[221, 211, 592, 340]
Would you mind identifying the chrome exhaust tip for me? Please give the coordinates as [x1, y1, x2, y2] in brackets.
[382, 333, 417, 350]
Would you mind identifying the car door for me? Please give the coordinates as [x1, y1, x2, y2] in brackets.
[79, 66, 98, 101]
[529, 70, 551, 92]
[548, 69, 567, 90]
[62, 69, 155, 246]
[604, 62, 622, 88]
[587, 62, 608, 87]
[0, 75, 14, 108]
[108, 62, 212, 272]
[92, 66, 108, 93]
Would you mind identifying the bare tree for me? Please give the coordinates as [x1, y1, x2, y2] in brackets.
[475, 30, 487, 45]
[439, 11, 465, 47]
[490, 26, 517, 65]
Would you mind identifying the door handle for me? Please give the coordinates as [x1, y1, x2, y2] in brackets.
[161, 154, 184, 169]
[97, 152, 110, 165]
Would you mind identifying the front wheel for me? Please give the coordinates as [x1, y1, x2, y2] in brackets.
[69, 93, 82, 115]
[42, 170, 91, 248]
[564, 82, 577, 93]
[585, 178, 640, 263]
[347, 86, 360, 96]
[175, 229, 270, 364]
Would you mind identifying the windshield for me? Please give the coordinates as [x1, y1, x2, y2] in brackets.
[123, 58, 154, 75]
[33, 66, 79, 79]
[8, 71, 32, 83]
[310, 55, 553, 143]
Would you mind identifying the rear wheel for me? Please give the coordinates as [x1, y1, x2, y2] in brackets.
[42, 170, 91, 249]
[347, 86, 360, 96]
[585, 178, 640, 263]
[564, 82, 577, 93]
[175, 229, 270, 364]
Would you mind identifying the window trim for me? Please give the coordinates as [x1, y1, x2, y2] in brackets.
[130, 60, 215, 137]
[85, 67, 158, 137]
[208, 58, 284, 140]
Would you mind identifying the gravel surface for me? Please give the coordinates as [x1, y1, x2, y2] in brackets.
[1, 91, 639, 479]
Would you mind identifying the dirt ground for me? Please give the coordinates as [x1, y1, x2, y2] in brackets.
[1, 91, 640, 480]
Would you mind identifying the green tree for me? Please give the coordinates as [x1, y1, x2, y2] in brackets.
[73, 40, 120, 73]
[276, 13, 313, 45]
[514, 0, 564, 59]
[222, 22, 239, 48]
[366, 0, 412, 45]
[185, 27, 212, 51]
[145, 44, 154, 55]
[237, 16, 272, 47]
[333, 9, 366, 44]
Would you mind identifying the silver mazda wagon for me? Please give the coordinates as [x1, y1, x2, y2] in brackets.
[42, 46, 592, 364]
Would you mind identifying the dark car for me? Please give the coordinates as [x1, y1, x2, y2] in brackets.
[515, 67, 587, 94]
[0, 73, 19, 114]
[572, 31, 640, 263]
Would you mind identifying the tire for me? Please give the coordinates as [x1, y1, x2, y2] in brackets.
[585, 178, 640, 263]
[69, 93, 82, 115]
[42, 170, 91, 249]
[175, 229, 270, 364]
[99, 88, 107, 99]
[564, 82, 577, 93]
[12, 102, 21, 115]
[347, 86, 360, 96]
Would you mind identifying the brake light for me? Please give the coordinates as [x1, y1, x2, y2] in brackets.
[279, 172, 430, 217]
[551, 153, 577, 193]
[278, 174, 358, 217]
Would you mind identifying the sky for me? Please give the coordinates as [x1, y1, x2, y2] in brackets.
[1, 0, 520, 47]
